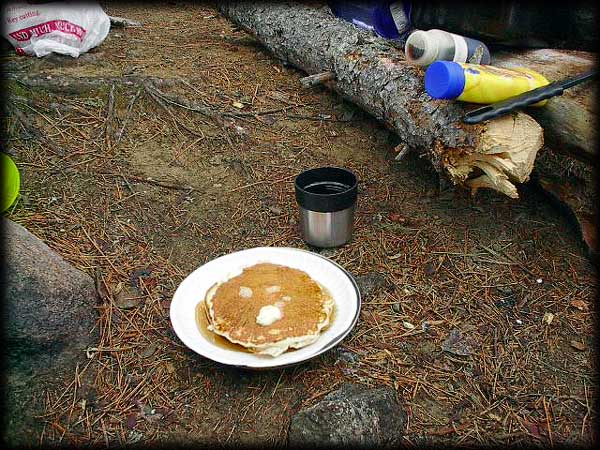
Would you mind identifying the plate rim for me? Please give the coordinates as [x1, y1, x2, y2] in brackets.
[170, 246, 361, 369]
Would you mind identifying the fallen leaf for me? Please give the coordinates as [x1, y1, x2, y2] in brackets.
[570, 340, 586, 351]
[569, 299, 589, 311]
[542, 312, 555, 325]
[232, 101, 244, 109]
[402, 321, 415, 330]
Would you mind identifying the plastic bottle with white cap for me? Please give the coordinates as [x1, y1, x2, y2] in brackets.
[405, 29, 491, 66]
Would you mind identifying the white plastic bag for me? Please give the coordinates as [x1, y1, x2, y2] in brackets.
[1, 1, 111, 58]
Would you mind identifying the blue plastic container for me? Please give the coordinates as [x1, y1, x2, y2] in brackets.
[328, 1, 411, 40]
[424, 61, 467, 99]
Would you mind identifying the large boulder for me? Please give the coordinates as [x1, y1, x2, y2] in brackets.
[2, 217, 99, 446]
[288, 383, 407, 448]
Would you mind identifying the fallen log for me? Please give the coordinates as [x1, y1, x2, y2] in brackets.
[219, 1, 544, 198]
[493, 49, 597, 166]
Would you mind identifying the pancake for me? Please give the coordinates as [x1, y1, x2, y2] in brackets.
[204, 262, 334, 357]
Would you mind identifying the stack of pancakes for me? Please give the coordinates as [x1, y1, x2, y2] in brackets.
[204, 263, 334, 357]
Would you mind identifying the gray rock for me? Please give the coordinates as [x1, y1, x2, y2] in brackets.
[288, 383, 406, 448]
[355, 272, 391, 298]
[441, 329, 479, 356]
[336, 347, 360, 364]
[2, 218, 99, 446]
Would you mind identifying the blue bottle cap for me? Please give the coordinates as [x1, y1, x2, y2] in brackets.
[425, 61, 466, 100]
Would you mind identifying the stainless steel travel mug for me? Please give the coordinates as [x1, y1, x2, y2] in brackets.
[295, 167, 358, 248]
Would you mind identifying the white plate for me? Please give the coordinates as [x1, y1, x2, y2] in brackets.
[170, 247, 361, 369]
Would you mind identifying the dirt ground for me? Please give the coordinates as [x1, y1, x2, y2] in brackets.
[3, 1, 597, 446]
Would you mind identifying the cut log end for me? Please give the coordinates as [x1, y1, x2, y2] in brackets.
[446, 112, 544, 198]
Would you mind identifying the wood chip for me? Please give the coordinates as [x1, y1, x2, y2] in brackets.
[570, 340, 586, 351]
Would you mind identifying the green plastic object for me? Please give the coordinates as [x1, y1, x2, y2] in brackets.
[1, 153, 20, 212]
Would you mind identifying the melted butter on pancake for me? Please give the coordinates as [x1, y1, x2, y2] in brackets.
[256, 304, 283, 326]
[265, 285, 281, 294]
[204, 263, 334, 357]
[239, 286, 253, 298]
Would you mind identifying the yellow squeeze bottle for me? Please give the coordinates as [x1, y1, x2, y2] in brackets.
[424, 61, 550, 104]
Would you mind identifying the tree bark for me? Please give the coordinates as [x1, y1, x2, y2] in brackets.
[219, 1, 544, 198]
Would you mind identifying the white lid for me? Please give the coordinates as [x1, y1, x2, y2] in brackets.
[405, 29, 440, 66]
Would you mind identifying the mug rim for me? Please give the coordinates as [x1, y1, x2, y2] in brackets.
[295, 166, 358, 213]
